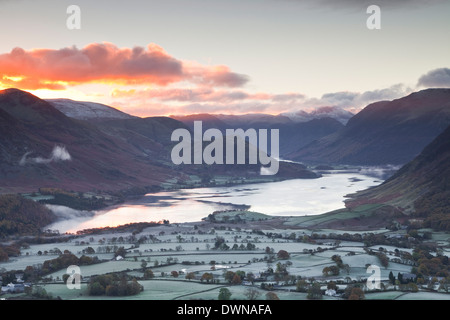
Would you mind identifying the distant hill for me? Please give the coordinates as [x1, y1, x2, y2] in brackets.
[46, 98, 137, 121]
[172, 113, 344, 157]
[281, 106, 354, 125]
[0, 89, 182, 193]
[288, 89, 450, 166]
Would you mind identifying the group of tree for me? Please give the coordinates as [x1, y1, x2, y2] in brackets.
[38, 188, 108, 211]
[87, 274, 143, 297]
[0, 243, 21, 262]
[322, 255, 350, 276]
[200, 272, 214, 283]
[295, 279, 322, 299]
[0, 194, 56, 237]
[388, 271, 419, 292]
[213, 236, 257, 251]
[342, 285, 365, 300]
[25, 286, 59, 300]
[411, 248, 449, 278]
[223, 270, 246, 285]
[414, 188, 450, 231]
[218, 286, 279, 300]
[41, 251, 100, 274]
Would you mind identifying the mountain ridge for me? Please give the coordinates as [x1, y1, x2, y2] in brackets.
[46, 98, 137, 121]
[0, 89, 318, 194]
[287, 88, 450, 166]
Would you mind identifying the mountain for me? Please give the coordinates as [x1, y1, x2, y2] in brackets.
[46, 98, 136, 121]
[288, 89, 450, 166]
[344, 124, 450, 230]
[172, 113, 344, 157]
[282, 106, 354, 125]
[0, 88, 181, 193]
[288, 123, 450, 231]
[0, 89, 318, 194]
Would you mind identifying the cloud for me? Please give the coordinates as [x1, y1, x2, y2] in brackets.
[109, 82, 414, 117]
[290, 84, 413, 114]
[109, 86, 308, 116]
[180, 102, 274, 114]
[19, 145, 71, 165]
[111, 87, 273, 103]
[417, 68, 450, 88]
[0, 42, 249, 90]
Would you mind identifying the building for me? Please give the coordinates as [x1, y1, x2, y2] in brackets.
[1, 283, 27, 294]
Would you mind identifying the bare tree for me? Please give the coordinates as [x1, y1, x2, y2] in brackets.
[244, 287, 260, 300]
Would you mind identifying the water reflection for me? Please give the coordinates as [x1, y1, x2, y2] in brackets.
[47, 172, 382, 233]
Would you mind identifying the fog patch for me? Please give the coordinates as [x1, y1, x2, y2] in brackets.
[46, 204, 94, 219]
[358, 165, 401, 180]
[19, 145, 71, 165]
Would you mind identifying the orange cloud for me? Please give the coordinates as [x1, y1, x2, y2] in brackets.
[0, 42, 248, 90]
[111, 87, 272, 103]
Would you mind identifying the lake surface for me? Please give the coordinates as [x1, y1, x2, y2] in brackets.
[47, 171, 383, 233]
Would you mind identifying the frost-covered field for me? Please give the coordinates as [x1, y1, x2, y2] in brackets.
[1, 222, 449, 301]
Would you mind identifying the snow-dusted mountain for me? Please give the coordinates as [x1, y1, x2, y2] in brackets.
[282, 106, 354, 124]
[46, 99, 136, 121]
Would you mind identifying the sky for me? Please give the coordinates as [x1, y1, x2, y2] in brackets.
[0, 0, 449, 117]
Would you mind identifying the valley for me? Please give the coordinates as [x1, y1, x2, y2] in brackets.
[1, 87, 449, 301]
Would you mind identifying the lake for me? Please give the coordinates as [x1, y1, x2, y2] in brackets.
[46, 170, 384, 233]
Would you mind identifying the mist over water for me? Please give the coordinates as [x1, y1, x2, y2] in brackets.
[46, 171, 383, 234]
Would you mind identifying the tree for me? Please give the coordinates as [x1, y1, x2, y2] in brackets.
[89, 281, 105, 296]
[246, 272, 255, 284]
[0, 247, 8, 262]
[296, 279, 308, 292]
[307, 282, 322, 300]
[218, 288, 232, 300]
[327, 281, 337, 291]
[244, 287, 260, 300]
[407, 283, 418, 292]
[376, 252, 389, 268]
[144, 269, 154, 279]
[277, 250, 290, 260]
[323, 265, 339, 276]
[224, 271, 236, 283]
[83, 246, 95, 254]
[232, 273, 242, 285]
[389, 271, 395, 285]
[185, 272, 196, 281]
[348, 287, 365, 300]
[214, 237, 229, 250]
[115, 247, 126, 258]
[398, 272, 404, 284]
[265, 292, 280, 300]
[344, 285, 365, 300]
[201, 272, 214, 283]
